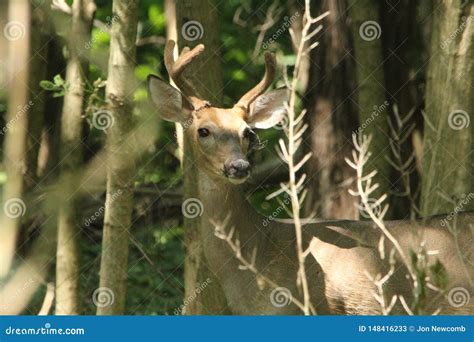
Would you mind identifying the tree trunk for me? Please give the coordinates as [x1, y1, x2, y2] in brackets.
[380, 0, 421, 219]
[97, 0, 138, 315]
[421, 1, 473, 216]
[0, 0, 8, 99]
[304, 0, 359, 220]
[175, 0, 230, 314]
[349, 0, 392, 216]
[56, 0, 95, 315]
[37, 35, 65, 181]
[23, 6, 49, 191]
[0, 0, 30, 277]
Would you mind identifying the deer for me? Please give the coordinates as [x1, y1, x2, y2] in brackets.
[148, 40, 474, 315]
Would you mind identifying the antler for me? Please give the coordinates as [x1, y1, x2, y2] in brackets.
[234, 52, 277, 111]
[164, 40, 208, 110]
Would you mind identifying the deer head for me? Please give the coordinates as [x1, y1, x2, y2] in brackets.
[148, 40, 287, 184]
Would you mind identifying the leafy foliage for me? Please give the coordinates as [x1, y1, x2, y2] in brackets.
[39, 74, 69, 97]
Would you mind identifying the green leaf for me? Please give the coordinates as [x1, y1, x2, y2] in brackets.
[39, 80, 57, 91]
[135, 64, 155, 81]
[232, 69, 246, 81]
[53, 74, 65, 86]
[53, 91, 65, 98]
[148, 5, 165, 30]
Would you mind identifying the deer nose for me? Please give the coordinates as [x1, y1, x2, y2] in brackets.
[224, 159, 250, 178]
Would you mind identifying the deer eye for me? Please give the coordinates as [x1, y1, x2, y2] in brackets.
[198, 128, 210, 138]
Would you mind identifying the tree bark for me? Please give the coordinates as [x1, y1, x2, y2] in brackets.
[56, 0, 95, 315]
[0, 0, 30, 277]
[304, 0, 359, 220]
[97, 0, 138, 315]
[36, 35, 65, 181]
[23, 6, 49, 191]
[421, 1, 474, 216]
[175, 0, 231, 314]
[381, 0, 419, 117]
[349, 0, 392, 216]
[380, 0, 422, 219]
[0, 0, 8, 99]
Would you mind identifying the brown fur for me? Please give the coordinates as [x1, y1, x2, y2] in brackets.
[148, 42, 473, 314]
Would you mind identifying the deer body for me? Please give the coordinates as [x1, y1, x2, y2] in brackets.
[197, 170, 326, 315]
[198, 168, 474, 315]
[148, 40, 474, 315]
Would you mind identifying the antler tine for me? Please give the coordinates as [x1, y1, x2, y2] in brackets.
[235, 52, 277, 111]
[164, 40, 207, 108]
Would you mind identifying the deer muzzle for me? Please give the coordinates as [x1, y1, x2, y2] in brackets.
[224, 158, 251, 183]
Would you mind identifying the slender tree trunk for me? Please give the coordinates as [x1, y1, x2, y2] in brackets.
[349, 0, 392, 215]
[0, 0, 30, 277]
[23, 6, 49, 191]
[56, 0, 95, 315]
[175, 0, 230, 314]
[381, 0, 421, 219]
[421, 1, 473, 216]
[304, 0, 358, 220]
[37, 35, 65, 180]
[97, 0, 138, 315]
[0, 0, 8, 99]
[381, 0, 419, 116]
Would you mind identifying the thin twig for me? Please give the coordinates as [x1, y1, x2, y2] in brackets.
[212, 219, 311, 313]
[346, 134, 416, 281]
[38, 283, 55, 316]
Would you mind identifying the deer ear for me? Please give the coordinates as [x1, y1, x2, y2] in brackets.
[246, 88, 288, 129]
[147, 75, 194, 123]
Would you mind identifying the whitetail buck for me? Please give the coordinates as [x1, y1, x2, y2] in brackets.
[148, 40, 473, 315]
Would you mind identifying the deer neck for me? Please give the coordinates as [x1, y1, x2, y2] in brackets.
[195, 171, 318, 314]
[197, 170, 266, 272]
